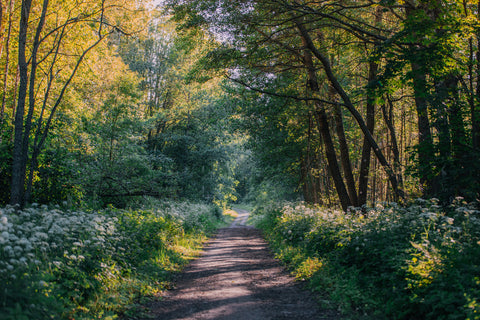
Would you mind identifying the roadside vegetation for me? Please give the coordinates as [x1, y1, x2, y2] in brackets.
[252, 199, 480, 320]
[0, 201, 224, 319]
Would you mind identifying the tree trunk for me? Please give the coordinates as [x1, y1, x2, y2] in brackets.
[302, 113, 318, 204]
[410, 59, 433, 194]
[314, 108, 352, 211]
[10, 0, 33, 206]
[474, 0, 480, 150]
[295, 19, 404, 201]
[0, 0, 15, 134]
[465, 0, 479, 150]
[445, 76, 467, 158]
[18, 0, 49, 205]
[433, 78, 452, 160]
[24, 29, 107, 204]
[332, 93, 358, 206]
[0, 1, 4, 58]
[300, 33, 351, 210]
[358, 59, 377, 206]
[383, 96, 403, 191]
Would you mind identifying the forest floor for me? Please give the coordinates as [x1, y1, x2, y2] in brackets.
[134, 208, 342, 320]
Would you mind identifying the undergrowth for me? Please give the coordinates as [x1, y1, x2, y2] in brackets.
[0, 200, 224, 319]
[252, 198, 480, 320]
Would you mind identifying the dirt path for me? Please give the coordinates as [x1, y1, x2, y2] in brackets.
[138, 208, 340, 320]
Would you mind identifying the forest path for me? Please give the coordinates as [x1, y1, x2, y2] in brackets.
[137, 208, 340, 320]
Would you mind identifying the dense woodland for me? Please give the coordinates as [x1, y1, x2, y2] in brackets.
[1, 0, 480, 319]
[166, 0, 480, 210]
[1, 0, 480, 209]
[0, 0, 243, 208]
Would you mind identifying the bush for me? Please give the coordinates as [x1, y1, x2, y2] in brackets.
[0, 201, 223, 319]
[253, 199, 480, 319]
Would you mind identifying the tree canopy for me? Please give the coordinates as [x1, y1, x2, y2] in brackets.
[165, 0, 480, 207]
[1, 0, 479, 209]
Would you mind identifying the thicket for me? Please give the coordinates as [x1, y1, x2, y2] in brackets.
[253, 200, 480, 320]
[0, 200, 224, 319]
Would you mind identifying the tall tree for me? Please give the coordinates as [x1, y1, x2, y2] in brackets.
[10, 0, 142, 205]
[165, 0, 480, 205]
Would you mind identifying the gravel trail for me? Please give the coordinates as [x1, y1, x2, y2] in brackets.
[137, 208, 340, 320]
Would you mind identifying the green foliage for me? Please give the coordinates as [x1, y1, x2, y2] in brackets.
[0, 201, 223, 319]
[32, 147, 84, 204]
[114, 16, 240, 206]
[253, 199, 480, 319]
[226, 76, 308, 203]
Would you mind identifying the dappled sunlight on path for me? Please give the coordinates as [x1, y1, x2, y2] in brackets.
[137, 209, 339, 320]
[230, 208, 250, 227]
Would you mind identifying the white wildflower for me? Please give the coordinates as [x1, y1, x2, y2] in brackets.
[20, 211, 30, 218]
[4, 246, 13, 256]
[420, 212, 437, 220]
[35, 232, 48, 240]
[18, 238, 30, 246]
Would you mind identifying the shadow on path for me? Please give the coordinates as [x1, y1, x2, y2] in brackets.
[136, 209, 340, 320]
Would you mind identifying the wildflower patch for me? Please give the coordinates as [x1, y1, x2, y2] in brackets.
[0, 201, 223, 319]
[253, 198, 480, 319]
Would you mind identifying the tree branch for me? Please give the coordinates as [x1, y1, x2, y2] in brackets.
[227, 75, 346, 107]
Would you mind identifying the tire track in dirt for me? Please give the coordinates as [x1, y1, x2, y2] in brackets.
[137, 208, 340, 320]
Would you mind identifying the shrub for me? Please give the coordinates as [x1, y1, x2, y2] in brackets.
[0, 201, 223, 319]
[253, 199, 480, 319]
